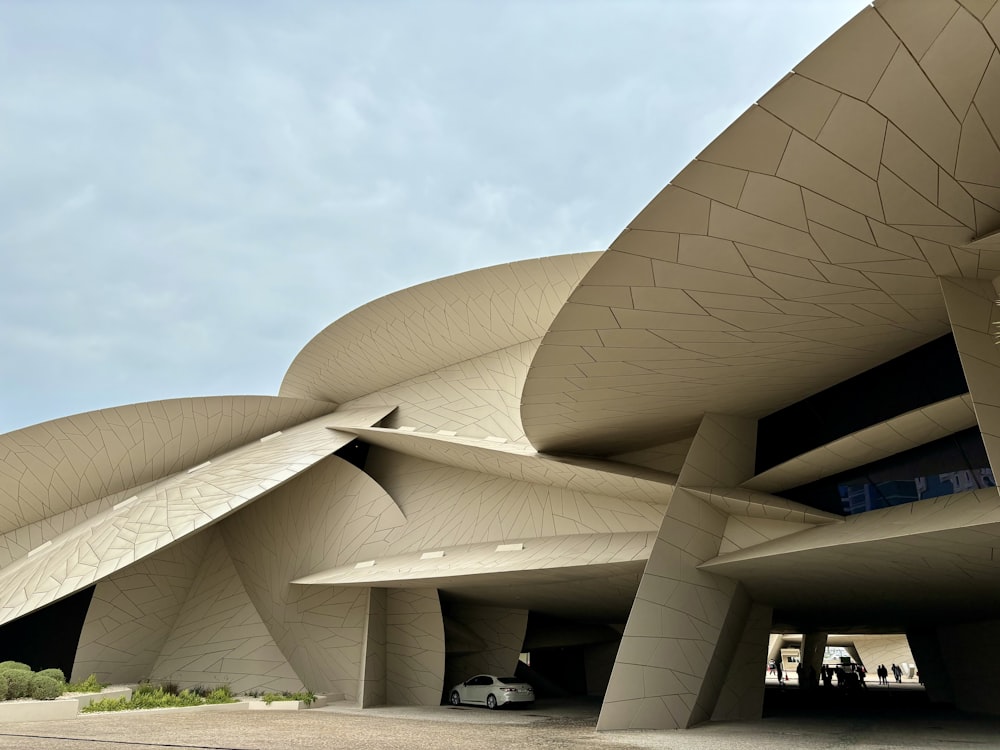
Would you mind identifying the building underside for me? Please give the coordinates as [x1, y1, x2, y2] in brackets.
[2, 0, 1000, 731]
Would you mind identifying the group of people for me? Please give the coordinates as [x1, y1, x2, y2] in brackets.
[767, 659, 909, 690]
[875, 663, 904, 684]
[817, 663, 866, 690]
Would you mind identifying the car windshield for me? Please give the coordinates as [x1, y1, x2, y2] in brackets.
[497, 677, 521, 684]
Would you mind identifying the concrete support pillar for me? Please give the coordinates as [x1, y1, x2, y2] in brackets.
[360, 587, 446, 707]
[442, 604, 528, 693]
[934, 619, 1000, 714]
[359, 588, 387, 707]
[712, 602, 773, 720]
[940, 277, 1000, 475]
[385, 588, 446, 706]
[598, 414, 763, 730]
[766, 634, 785, 664]
[907, 628, 953, 704]
[799, 632, 827, 690]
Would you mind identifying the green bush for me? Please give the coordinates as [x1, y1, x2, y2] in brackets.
[81, 685, 237, 713]
[135, 680, 185, 696]
[262, 690, 316, 706]
[205, 687, 233, 704]
[2, 669, 32, 699]
[0, 673, 9, 701]
[29, 674, 62, 700]
[81, 696, 129, 713]
[37, 668, 65, 684]
[0, 661, 31, 672]
[129, 687, 202, 709]
[67, 674, 104, 693]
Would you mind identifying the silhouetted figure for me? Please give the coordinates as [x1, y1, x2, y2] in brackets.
[892, 663, 902, 683]
[821, 665, 832, 688]
[776, 661, 783, 686]
[877, 664, 888, 685]
[844, 668, 861, 692]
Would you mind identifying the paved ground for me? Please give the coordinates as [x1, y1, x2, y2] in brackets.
[0, 687, 997, 750]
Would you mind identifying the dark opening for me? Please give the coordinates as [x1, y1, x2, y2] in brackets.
[335, 439, 370, 470]
[0, 586, 94, 677]
[756, 335, 967, 475]
[779, 427, 992, 515]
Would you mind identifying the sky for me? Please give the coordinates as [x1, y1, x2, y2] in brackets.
[0, 0, 867, 434]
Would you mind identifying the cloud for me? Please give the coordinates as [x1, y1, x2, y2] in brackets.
[0, 0, 867, 433]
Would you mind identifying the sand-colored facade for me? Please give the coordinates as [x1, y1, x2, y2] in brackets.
[3, 0, 1000, 731]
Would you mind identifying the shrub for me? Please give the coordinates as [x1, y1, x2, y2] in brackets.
[134, 681, 157, 696]
[0, 673, 8, 701]
[160, 681, 180, 696]
[262, 690, 316, 706]
[0, 661, 31, 672]
[2, 669, 32, 699]
[135, 680, 185, 696]
[205, 686, 233, 704]
[82, 686, 235, 713]
[129, 687, 200, 709]
[29, 674, 62, 700]
[37, 668, 65, 684]
[67, 674, 104, 693]
[81, 696, 129, 713]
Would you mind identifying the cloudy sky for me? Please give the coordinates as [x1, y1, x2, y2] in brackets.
[0, 0, 866, 434]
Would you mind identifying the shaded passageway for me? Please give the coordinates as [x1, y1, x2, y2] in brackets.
[763, 677, 933, 719]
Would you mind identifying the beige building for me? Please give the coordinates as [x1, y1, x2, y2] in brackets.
[2, 0, 1000, 730]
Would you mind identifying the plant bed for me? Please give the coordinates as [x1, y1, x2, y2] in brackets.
[69, 687, 133, 710]
[0, 697, 78, 723]
[246, 691, 324, 711]
[0, 688, 132, 723]
[82, 685, 238, 714]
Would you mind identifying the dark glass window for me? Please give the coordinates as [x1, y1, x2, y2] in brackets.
[780, 428, 992, 515]
[756, 335, 967, 474]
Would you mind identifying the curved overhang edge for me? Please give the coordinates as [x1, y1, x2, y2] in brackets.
[278, 252, 603, 404]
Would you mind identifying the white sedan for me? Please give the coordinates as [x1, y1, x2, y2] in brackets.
[449, 674, 534, 709]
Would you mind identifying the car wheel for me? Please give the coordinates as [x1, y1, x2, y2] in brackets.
[486, 694, 497, 710]
[450, 691, 461, 706]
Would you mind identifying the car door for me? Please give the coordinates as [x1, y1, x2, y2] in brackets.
[465, 675, 491, 704]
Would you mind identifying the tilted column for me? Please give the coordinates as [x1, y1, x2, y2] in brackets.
[907, 628, 954, 704]
[939, 277, 1000, 476]
[443, 604, 528, 692]
[359, 588, 387, 707]
[936, 619, 1000, 714]
[799, 632, 827, 690]
[712, 601, 773, 721]
[598, 414, 766, 730]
